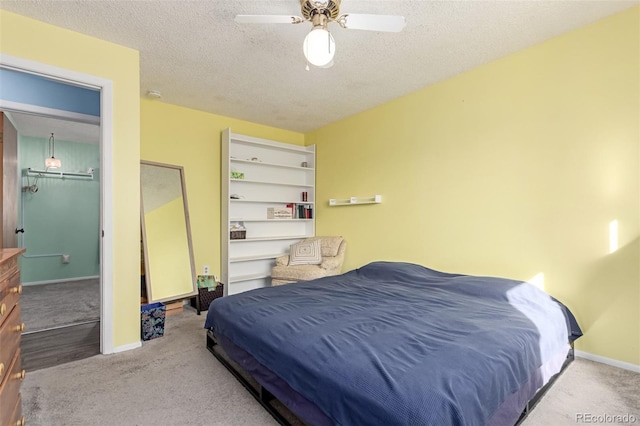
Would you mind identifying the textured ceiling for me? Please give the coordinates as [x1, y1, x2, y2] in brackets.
[1, 0, 638, 133]
[7, 111, 100, 144]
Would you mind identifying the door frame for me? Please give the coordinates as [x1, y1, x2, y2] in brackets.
[0, 53, 115, 354]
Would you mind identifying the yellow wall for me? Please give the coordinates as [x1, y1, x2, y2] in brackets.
[0, 10, 141, 347]
[140, 98, 304, 278]
[308, 8, 639, 365]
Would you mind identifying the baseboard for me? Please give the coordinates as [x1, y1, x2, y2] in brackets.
[575, 350, 640, 373]
[23, 275, 100, 286]
[110, 341, 142, 354]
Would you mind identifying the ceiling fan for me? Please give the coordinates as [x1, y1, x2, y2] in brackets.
[235, 0, 406, 68]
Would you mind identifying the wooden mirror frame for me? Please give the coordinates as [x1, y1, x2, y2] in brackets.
[140, 160, 196, 303]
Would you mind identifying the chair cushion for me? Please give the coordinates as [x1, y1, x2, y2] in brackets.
[271, 264, 329, 282]
[308, 236, 343, 257]
[288, 239, 322, 265]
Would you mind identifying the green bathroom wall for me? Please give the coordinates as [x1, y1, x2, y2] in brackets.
[18, 135, 100, 283]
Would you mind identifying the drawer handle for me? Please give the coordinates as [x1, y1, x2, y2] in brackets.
[12, 323, 25, 333]
[16, 417, 25, 426]
[0, 303, 5, 316]
[12, 369, 26, 380]
[9, 284, 22, 294]
[0, 363, 4, 376]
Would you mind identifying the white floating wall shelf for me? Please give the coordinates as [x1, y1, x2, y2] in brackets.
[26, 168, 94, 180]
[329, 195, 382, 206]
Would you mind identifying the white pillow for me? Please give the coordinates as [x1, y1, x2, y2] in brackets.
[288, 239, 322, 265]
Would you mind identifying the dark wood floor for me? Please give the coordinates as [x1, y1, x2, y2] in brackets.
[21, 321, 100, 371]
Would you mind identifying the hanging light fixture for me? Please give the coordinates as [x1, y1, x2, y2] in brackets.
[45, 132, 61, 169]
[303, 11, 335, 67]
[303, 27, 335, 67]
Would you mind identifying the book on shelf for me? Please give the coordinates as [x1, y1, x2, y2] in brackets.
[285, 203, 312, 219]
[286, 203, 296, 218]
[297, 204, 313, 219]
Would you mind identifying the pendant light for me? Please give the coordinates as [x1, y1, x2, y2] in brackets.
[45, 133, 61, 169]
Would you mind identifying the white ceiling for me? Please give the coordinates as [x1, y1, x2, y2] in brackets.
[5, 111, 100, 144]
[0, 0, 637, 133]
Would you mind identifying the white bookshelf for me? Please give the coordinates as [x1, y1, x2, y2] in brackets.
[221, 128, 315, 296]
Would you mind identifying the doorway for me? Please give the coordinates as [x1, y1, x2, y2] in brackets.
[3, 111, 101, 369]
[0, 54, 116, 360]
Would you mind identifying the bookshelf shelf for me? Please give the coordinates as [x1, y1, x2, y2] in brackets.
[231, 199, 315, 205]
[231, 178, 314, 188]
[230, 253, 286, 263]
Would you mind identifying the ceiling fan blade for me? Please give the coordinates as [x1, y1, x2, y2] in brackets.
[339, 14, 406, 32]
[234, 15, 304, 24]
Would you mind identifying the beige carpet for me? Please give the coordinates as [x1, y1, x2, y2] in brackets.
[22, 308, 639, 425]
[521, 356, 640, 426]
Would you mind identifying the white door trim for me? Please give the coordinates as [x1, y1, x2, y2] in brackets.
[0, 53, 115, 354]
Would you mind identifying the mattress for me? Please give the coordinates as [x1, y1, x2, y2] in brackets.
[205, 261, 581, 425]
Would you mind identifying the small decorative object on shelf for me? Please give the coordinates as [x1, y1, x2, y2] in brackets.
[267, 207, 293, 219]
[231, 170, 245, 179]
[230, 229, 246, 240]
[230, 221, 246, 239]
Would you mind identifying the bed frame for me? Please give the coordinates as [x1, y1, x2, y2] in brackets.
[206, 329, 575, 426]
[207, 330, 293, 425]
[515, 342, 575, 424]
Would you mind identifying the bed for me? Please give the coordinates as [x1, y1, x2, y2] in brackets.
[204, 261, 582, 426]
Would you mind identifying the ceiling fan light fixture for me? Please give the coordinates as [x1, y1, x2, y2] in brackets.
[303, 27, 335, 67]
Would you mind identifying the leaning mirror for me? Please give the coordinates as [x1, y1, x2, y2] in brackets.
[140, 160, 196, 303]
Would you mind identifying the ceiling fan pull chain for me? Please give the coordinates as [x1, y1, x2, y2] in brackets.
[326, 30, 331, 53]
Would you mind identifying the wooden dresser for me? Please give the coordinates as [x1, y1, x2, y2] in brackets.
[0, 248, 26, 426]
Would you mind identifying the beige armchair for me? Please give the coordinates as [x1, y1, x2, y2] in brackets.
[271, 236, 347, 286]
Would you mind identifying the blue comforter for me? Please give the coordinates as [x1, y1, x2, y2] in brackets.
[205, 261, 573, 425]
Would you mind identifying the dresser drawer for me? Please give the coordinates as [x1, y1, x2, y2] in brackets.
[0, 255, 18, 285]
[0, 349, 24, 426]
[0, 305, 22, 386]
[0, 271, 21, 329]
[4, 392, 23, 426]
